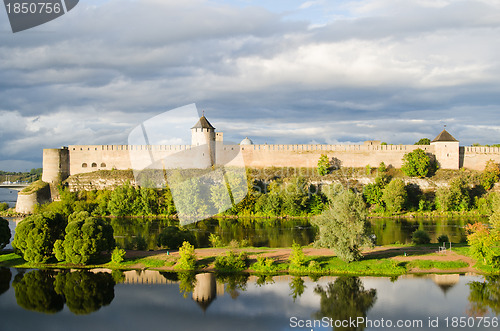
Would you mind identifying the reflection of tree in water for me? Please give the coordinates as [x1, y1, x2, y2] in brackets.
[13, 270, 64, 314]
[314, 277, 377, 331]
[256, 274, 275, 287]
[468, 276, 500, 316]
[13, 270, 115, 315]
[0, 268, 12, 296]
[177, 271, 197, 298]
[54, 271, 115, 315]
[289, 276, 306, 302]
[216, 273, 249, 300]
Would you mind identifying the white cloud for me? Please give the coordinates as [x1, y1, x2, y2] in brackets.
[1, 0, 500, 168]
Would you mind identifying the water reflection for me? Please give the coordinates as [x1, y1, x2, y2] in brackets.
[1, 267, 499, 331]
[5, 217, 479, 251]
[12, 270, 64, 314]
[314, 277, 377, 331]
[111, 217, 314, 250]
[12, 270, 115, 315]
[289, 276, 306, 302]
[468, 276, 500, 316]
[370, 218, 471, 245]
[0, 267, 12, 296]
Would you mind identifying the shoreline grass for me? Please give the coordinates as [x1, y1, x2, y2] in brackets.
[1, 244, 492, 276]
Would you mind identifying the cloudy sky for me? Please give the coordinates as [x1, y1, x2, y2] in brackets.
[1, 0, 500, 171]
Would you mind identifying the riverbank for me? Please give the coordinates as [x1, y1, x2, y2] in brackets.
[1, 244, 494, 276]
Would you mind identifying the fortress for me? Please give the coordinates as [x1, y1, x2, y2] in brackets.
[41, 115, 500, 184]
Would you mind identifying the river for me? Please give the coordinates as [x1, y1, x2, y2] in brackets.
[0, 268, 497, 331]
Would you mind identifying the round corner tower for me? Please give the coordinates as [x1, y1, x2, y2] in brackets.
[191, 115, 216, 167]
[42, 147, 70, 183]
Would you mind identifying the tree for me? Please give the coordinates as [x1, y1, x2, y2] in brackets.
[401, 148, 431, 178]
[311, 189, 371, 262]
[280, 177, 309, 216]
[0, 217, 11, 249]
[481, 160, 500, 191]
[382, 179, 408, 213]
[414, 138, 431, 145]
[363, 164, 390, 209]
[465, 222, 499, 266]
[12, 212, 66, 263]
[107, 182, 139, 216]
[317, 154, 330, 176]
[54, 211, 115, 264]
[435, 176, 471, 211]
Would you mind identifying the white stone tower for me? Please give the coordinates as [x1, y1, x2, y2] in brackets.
[191, 115, 216, 167]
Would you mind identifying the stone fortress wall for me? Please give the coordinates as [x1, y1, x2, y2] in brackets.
[41, 116, 500, 185]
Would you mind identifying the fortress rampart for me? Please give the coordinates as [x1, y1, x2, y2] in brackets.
[39, 116, 500, 186]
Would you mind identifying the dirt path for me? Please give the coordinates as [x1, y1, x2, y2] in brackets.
[124, 246, 478, 273]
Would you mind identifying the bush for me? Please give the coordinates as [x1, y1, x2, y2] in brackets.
[111, 247, 126, 264]
[466, 222, 499, 267]
[437, 234, 449, 245]
[174, 241, 197, 271]
[382, 179, 407, 213]
[209, 233, 224, 248]
[12, 212, 67, 263]
[214, 250, 249, 272]
[402, 149, 431, 178]
[412, 230, 431, 245]
[0, 202, 9, 211]
[252, 257, 278, 273]
[157, 226, 195, 250]
[0, 217, 10, 249]
[289, 242, 307, 268]
[54, 211, 115, 264]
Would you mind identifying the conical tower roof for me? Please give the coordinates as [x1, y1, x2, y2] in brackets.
[432, 129, 458, 143]
[191, 116, 215, 130]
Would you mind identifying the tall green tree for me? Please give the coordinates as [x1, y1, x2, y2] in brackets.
[12, 212, 66, 263]
[402, 148, 431, 178]
[107, 182, 138, 216]
[281, 177, 309, 216]
[481, 160, 500, 191]
[436, 176, 471, 211]
[317, 154, 330, 176]
[54, 211, 115, 264]
[382, 179, 408, 213]
[311, 189, 371, 262]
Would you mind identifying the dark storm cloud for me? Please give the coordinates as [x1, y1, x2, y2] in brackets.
[0, 0, 499, 170]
